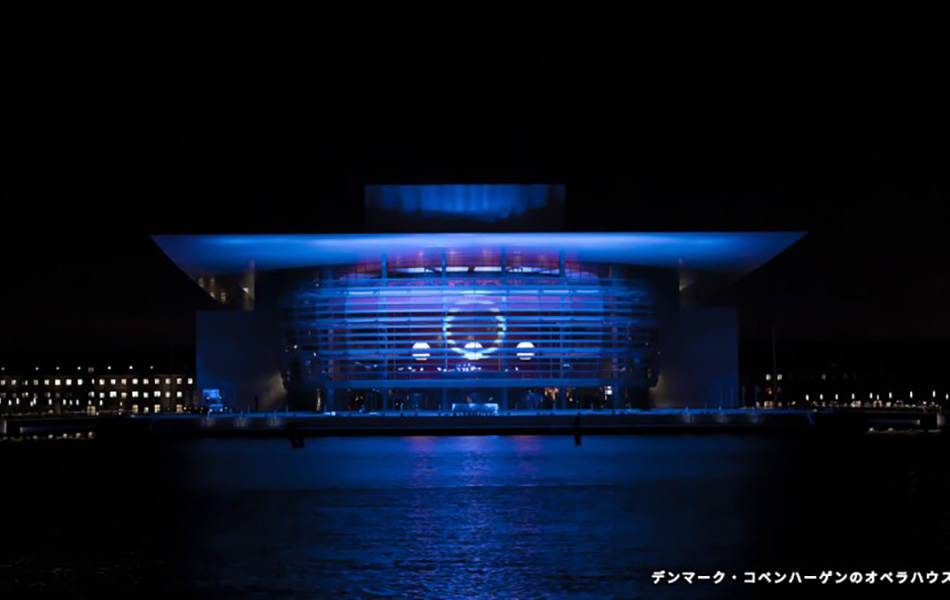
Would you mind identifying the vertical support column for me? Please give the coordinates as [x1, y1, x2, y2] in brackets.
[501, 387, 509, 412]
[500, 246, 508, 384]
[384, 388, 391, 413]
[558, 250, 567, 387]
[320, 267, 334, 398]
[442, 388, 449, 412]
[558, 387, 567, 411]
[441, 248, 448, 378]
[381, 254, 389, 386]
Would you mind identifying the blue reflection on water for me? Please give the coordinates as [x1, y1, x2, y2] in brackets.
[6, 434, 950, 598]
[174, 435, 788, 598]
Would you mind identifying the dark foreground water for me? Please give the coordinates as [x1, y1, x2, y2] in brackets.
[2, 432, 949, 598]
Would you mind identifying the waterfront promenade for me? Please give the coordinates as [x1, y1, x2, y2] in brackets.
[1, 408, 944, 440]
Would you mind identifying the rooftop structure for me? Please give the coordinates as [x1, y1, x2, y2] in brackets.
[154, 185, 804, 412]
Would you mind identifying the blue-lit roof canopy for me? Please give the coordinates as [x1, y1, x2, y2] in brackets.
[153, 232, 805, 278]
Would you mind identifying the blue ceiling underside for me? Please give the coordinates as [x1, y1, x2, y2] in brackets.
[152, 232, 805, 278]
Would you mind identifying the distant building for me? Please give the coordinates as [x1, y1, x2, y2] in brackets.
[740, 341, 950, 410]
[154, 184, 803, 412]
[0, 363, 197, 415]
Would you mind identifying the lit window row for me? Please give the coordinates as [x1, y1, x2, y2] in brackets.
[1, 377, 194, 387]
[4, 392, 189, 405]
[2, 390, 191, 399]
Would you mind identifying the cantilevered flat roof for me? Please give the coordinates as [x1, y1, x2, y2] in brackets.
[152, 232, 805, 279]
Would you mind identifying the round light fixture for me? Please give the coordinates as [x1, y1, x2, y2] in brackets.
[411, 342, 431, 361]
[516, 341, 535, 360]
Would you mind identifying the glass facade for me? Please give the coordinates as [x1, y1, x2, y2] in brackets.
[277, 248, 659, 409]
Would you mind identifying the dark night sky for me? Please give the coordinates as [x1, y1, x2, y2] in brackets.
[1, 2, 948, 354]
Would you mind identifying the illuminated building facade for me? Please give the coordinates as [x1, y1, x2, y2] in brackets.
[0, 364, 197, 415]
[154, 185, 803, 412]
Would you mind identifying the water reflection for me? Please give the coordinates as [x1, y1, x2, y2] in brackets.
[169, 435, 785, 597]
[3, 434, 949, 598]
